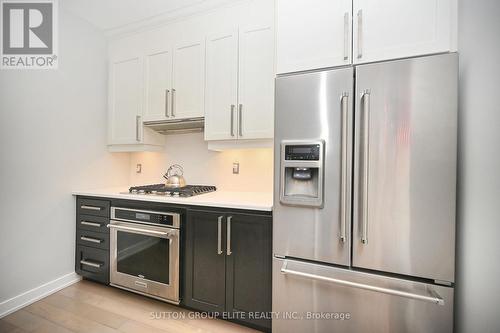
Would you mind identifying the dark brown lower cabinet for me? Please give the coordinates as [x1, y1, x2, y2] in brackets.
[183, 210, 227, 313]
[183, 209, 272, 332]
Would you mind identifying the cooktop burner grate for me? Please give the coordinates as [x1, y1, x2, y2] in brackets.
[128, 184, 216, 197]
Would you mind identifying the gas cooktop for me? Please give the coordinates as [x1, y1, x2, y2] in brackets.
[127, 184, 216, 197]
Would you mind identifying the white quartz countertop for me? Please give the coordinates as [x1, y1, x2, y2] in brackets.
[72, 187, 273, 212]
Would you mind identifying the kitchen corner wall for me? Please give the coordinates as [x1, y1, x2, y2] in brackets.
[456, 0, 500, 331]
[128, 133, 274, 193]
[0, 6, 130, 312]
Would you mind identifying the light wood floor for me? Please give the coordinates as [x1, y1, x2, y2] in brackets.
[0, 280, 261, 333]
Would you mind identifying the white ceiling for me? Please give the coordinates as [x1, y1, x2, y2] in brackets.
[62, 0, 231, 32]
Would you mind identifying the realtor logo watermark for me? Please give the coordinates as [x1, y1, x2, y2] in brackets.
[1, 0, 58, 69]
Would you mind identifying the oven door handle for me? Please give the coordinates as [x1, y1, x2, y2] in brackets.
[107, 224, 171, 237]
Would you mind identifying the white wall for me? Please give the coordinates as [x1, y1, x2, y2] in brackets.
[455, 0, 500, 331]
[0, 7, 130, 309]
[129, 133, 273, 192]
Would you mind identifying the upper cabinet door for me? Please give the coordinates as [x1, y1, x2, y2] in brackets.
[276, 0, 352, 74]
[109, 57, 143, 144]
[237, 26, 275, 139]
[172, 39, 205, 119]
[143, 49, 173, 122]
[205, 31, 239, 141]
[353, 0, 457, 64]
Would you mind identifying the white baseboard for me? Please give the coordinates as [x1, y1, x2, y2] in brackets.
[0, 272, 82, 318]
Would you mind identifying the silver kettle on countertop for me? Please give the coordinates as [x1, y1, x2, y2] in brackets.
[163, 164, 186, 188]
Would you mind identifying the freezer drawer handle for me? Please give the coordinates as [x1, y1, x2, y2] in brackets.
[280, 261, 444, 305]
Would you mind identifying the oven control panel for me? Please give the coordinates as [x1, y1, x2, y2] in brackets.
[112, 208, 180, 228]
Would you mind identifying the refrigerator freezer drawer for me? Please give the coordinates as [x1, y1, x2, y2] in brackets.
[273, 258, 453, 333]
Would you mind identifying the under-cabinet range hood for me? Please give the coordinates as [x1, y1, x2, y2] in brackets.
[143, 117, 204, 135]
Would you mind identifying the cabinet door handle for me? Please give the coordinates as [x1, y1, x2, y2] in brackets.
[217, 216, 223, 255]
[165, 89, 170, 117]
[171, 88, 176, 117]
[238, 104, 243, 137]
[136, 115, 141, 142]
[80, 259, 102, 268]
[360, 89, 371, 244]
[230, 104, 235, 137]
[357, 9, 363, 59]
[340, 92, 349, 243]
[80, 205, 101, 211]
[80, 221, 101, 228]
[227, 216, 232, 255]
[344, 12, 349, 61]
[80, 236, 103, 244]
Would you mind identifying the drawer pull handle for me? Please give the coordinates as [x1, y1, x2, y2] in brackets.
[80, 205, 102, 211]
[80, 221, 101, 228]
[80, 236, 103, 244]
[80, 259, 103, 268]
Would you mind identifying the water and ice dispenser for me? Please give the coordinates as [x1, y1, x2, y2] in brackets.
[280, 141, 324, 207]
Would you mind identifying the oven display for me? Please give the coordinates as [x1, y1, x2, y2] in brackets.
[136, 213, 150, 221]
[114, 209, 175, 226]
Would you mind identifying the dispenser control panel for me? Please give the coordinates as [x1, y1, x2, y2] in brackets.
[285, 144, 321, 161]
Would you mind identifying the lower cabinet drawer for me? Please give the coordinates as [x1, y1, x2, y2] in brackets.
[77, 229, 109, 250]
[76, 245, 109, 284]
[77, 198, 110, 217]
[78, 214, 109, 233]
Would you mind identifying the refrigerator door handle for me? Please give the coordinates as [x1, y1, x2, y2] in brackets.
[340, 92, 349, 243]
[360, 90, 371, 244]
[280, 260, 445, 305]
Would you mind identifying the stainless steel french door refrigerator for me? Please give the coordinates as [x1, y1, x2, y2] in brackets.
[273, 53, 457, 333]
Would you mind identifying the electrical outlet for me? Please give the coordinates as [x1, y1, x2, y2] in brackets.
[136, 164, 142, 173]
[233, 162, 240, 174]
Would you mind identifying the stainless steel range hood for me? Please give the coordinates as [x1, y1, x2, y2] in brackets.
[143, 117, 204, 135]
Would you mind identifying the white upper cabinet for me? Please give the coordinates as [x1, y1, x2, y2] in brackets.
[204, 25, 275, 142]
[172, 40, 205, 119]
[276, 0, 457, 73]
[107, 0, 275, 150]
[109, 56, 142, 145]
[353, 0, 457, 64]
[238, 25, 274, 139]
[276, 0, 352, 74]
[205, 31, 239, 141]
[143, 48, 173, 122]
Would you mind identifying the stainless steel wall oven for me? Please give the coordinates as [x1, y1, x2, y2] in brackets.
[108, 207, 180, 304]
